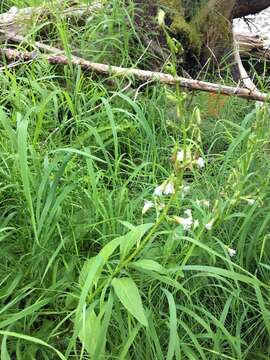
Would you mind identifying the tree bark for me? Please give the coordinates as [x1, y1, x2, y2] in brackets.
[233, 0, 270, 18]
[198, 0, 236, 63]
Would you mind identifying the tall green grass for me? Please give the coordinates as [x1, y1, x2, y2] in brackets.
[0, 0, 270, 359]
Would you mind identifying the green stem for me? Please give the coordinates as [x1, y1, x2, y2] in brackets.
[88, 178, 183, 304]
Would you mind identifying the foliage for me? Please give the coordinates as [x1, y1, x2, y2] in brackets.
[0, 0, 270, 359]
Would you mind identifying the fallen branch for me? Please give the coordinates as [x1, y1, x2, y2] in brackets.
[233, 31, 264, 107]
[1, 47, 269, 103]
[0, 1, 103, 35]
[234, 32, 258, 92]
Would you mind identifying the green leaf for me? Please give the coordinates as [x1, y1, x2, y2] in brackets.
[73, 256, 104, 354]
[0, 331, 65, 360]
[120, 223, 153, 259]
[79, 236, 123, 287]
[92, 291, 114, 359]
[130, 259, 168, 274]
[78, 309, 101, 357]
[163, 289, 180, 360]
[112, 277, 148, 327]
[0, 107, 16, 147]
[78, 292, 114, 359]
[1, 332, 11, 360]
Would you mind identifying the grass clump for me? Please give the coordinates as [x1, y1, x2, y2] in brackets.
[0, 1, 270, 359]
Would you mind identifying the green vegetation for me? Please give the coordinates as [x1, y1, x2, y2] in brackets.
[1, 0, 270, 359]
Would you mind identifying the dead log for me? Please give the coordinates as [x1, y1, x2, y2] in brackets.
[235, 32, 270, 61]
[0, 1, 102, 35]
[1, 47, 269, 103]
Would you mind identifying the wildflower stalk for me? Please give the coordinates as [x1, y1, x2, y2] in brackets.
[88, 176, 183, 304]
[87, 31, 189, 305]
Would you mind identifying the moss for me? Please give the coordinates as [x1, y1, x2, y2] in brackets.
[158, 0, 202, 51]
[170, 15, 202, 50]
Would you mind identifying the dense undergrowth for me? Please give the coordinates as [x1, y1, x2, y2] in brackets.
[1, 1, 270, 359]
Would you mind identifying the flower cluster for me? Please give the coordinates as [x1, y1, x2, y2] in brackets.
[173, 209, 197, 231]
[141, 146, 237, 259]
[154, 179, 175, 196]
[176, 149, 205, 169]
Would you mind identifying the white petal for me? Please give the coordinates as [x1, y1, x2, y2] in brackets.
[246, 198, 255, 205]
[196, 157, 205, 168]
[184, 209, 192, 218]
[196, 199, 210, 207]
[142, 200, 154, 215]
[177, 149, 191, 162]
[205, 219, 214, 230]
[228, 247, 236, 257]
[164, 181, 175, 195]
[174, 216, 193, 230]
[176, 150, 184, 162]
[203, 200, 210, 207]
[193, 219, 199, 229]
[154, 184, 164, 196]
[183, 185, 190, 194]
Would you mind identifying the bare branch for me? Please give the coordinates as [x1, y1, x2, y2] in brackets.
[1, 47, 269, 103]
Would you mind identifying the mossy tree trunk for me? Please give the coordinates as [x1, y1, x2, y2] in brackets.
[135, 0, 270, 74]
[194, 0, 236, 64]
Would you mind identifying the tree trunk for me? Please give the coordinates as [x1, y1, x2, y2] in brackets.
[134, 0, 270, 75]
[197, 0, 236, 63]
[233, 0, 270, 18]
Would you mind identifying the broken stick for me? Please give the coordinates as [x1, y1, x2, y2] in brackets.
[1, 47, 269, 103]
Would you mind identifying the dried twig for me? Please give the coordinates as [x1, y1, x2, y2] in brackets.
[1, 47, 269, 103]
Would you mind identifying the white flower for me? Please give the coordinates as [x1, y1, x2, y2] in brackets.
[177, 150, 184, 162]
[195, 157, 205, 168]
[164, 181, 175, 195]
[154, 184, 164, 196]
[205, 219, 214, 230]
[174, 216, 193, 231]
[183, 185, 190, 194]
[228, 247, 236, 257]
[193, 219, 199, 229]
[142, 200, 154, 215]
[196, 199, 210, 207]
[177, 149, 191, 162]
[184, 209, 192, 218]
[154, 179, 175, 196]
[246, 198, 255, 205]
[180, 185, 190, 199]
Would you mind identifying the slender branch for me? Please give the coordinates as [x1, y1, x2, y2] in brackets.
[1, 47, 269, 103]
